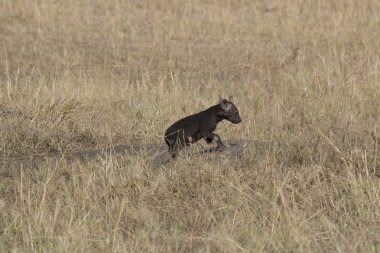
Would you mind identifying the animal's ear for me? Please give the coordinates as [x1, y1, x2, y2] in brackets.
[219, 98, 231, 111]
[218, 98, 227, 104]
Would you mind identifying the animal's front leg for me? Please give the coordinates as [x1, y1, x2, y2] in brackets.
[203, 132, 214, 144]
[213, 133, 225, 151]
[203, 132, 225, 152]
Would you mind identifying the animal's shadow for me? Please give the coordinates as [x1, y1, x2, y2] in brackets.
[3, 139, 269, 169]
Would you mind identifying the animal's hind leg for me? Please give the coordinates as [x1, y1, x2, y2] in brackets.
[168, 139, 180, 158]
[170, 150, 178, 158]
[165, 138, 171, 149]
[167, 143, 178, 158]
[165, 137, 177, 158]
[166, 130, 189, 158]
[169, 138, 185, 158]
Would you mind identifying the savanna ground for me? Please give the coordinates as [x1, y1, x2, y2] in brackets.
[1, 0, 380, 252]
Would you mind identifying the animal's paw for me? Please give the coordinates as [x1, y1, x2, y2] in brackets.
[205, 137, 213, 144]
[215, 144, 225, 152]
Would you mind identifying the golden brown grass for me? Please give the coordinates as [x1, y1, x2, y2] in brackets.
[1, 0, 380, 252]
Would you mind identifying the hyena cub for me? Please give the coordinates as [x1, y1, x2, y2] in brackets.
[164, 98, 242, 158]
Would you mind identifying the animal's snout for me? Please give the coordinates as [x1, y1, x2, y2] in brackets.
[231, 116, 242, 124]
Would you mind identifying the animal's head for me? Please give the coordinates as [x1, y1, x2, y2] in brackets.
[218, 98, 242, 124]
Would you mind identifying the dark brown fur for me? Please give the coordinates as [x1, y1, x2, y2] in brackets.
[164, 98, 242, 157]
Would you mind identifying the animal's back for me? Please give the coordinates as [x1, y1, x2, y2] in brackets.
[165, 112, 202, 137]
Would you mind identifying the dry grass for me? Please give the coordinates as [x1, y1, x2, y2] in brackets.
[1, 0, 380, 252]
